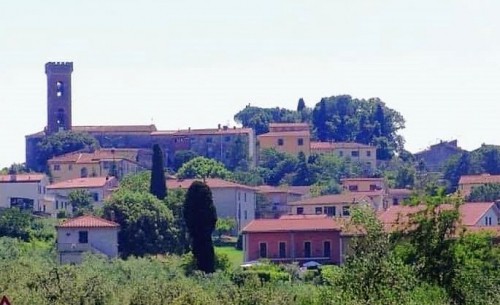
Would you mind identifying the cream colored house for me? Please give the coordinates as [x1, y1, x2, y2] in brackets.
[167, 178, 257, 232]
[310, 142, 377, 170]
[56, 215, 119, 264]
[46, 177, 118, 216]
[0, 174, 50, 212]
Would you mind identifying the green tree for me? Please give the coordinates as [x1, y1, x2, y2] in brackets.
[150, 144, 167, 200]
[103, 190, 178, 257]
[0, 163, 30, 175]
[297, 98, 306, 112]
[35, 131, 99, 172]
[394, 165, 416, 189]
[0, 208, 32, 241]
[292, 152, 313, 186]
[467, 183, 500, 202]
[120, 171, 150, 193]
[172, 150, 199, 171]
[183, 181, 217, 273]
[68, 189, 93, 217]
[234, 105, 300, 135]
[177, 156, 232, 180]
[215, 217, 236, 240]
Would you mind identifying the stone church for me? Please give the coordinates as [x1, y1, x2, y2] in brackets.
[25, 62, 256, 172]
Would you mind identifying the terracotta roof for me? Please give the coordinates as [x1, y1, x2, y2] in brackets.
[57, 215, 119, 228]
[341, 177, 384, 182]
[268, 123, 309, 128]
[257, 131, 310, 137]
[48, 149, 139, 164]
[47, 177, 116, 189]
[257, 185, 305, 195]
[459, 174, 500, 185]
[388, 188, 414, 196]
[166, 178, 256, 191]
[287, 192, 381, 206]
[242, 216, 341, 233]
[310, 142, 373, 150]
[379, 202, 498, 227]
[0, 174, 46, 183]
[73, 125, 157, 133]
[151, 127, 253, 137]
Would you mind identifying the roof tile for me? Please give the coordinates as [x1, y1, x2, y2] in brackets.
[57, 215, 119, 228]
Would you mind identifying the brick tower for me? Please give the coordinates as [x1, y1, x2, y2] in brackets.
[46, 62, 73, 134]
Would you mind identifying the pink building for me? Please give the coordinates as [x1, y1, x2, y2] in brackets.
[242, 215, 349, 264]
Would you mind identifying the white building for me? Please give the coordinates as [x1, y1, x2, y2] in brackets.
[56, 215, 119, 264]
[46, 176, 118, 216]
[167, 178, 257, 232]
[0, 174, 50, 211]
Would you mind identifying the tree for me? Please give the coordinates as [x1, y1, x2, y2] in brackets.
[68, 189, 93, 217]
[0, 163, 29, 175]
[103, 190, 178, 257]
[395, 165, 416, 189]
[292, 152, 313, 186]
[215, 217, 236, 240]
[177, 157, 232, 180]
[467, 183, 500, 202]
[183, 181, 217, 273]
[172, 150, 199, 171]
[150, 144, 167, 200]
[297, 98, 306, 112]
[234, 105, 300, 135]
[0, 208, 32, 241]
[35, 131, 99, 172]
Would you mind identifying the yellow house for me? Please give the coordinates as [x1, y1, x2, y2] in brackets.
[257, 123, 310, 156]
[310, 142, 377, 170]
[458, 174, 500, 197]
[48, 149, 144, 183]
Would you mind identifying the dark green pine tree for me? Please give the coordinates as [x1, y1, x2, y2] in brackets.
[297, 98, 306, 112]
[183, 181, 217, 273]
[150, 144, 167, 200]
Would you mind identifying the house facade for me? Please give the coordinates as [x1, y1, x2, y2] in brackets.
[414, 140, 464, 172]
[242, 215, 346, 264]
[46, 177, 118, 216]
[48, 149, 145, 183]
[256, 185, 306, 218]
[458, 174, 500, 197]
[310, 142, 377, 170]
[56, 215, 119, 264]
[167, 178, 257, 232]
[0, 174, 50, 211]
[257, 123, 311, 156]
[387, 188, 413, 206]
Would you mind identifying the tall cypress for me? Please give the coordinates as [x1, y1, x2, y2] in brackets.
[150, 144, 167, 200]
[183, 181, 217, 273]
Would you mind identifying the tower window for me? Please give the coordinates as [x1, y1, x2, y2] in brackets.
[56, 81, 64, 97]
[56, 108, 65, 130]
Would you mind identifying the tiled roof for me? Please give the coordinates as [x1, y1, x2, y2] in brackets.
[257, 131, 310, 137]
[257, 185, 306, 195]
[151, 127, 253, 137]
[242, 215, 341, 233]
[310, 142, 373, 150]
[73, 125, 157, 133]
[57, 215, 119, 228]
[341, 177, 384, 182]
[379, 202, 498, 227]
[48, 149, 139, 164]
[458, 174, 500, 185]
[287, 192, 381, 206]
[47, 177, 115, 189]
[388, 188, 414, 196]
[268, 123, 309, 128]
[0, 174, 46, 183]
[166, 178, 257, 191]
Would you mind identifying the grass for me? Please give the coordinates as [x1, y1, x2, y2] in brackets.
[215, 246, 243, 268]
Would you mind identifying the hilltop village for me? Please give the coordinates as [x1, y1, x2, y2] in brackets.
[1, 62, 500, 304]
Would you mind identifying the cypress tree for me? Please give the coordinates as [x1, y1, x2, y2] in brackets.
[150, 144, 167, 200]
[183, 181, 217, 273]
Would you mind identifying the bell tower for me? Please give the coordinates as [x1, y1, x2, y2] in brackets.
[46, 62, 73, 134]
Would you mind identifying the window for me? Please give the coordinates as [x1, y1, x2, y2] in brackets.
[366, 162, 372, 168]
[244, 210, 248, 220]
[277, 138, 284, 146]
[38, 185, 42, 194]
[279, 242, 286, 258]
[68, 164, 73, 171]
[348, 185, 358, 191]
[92, 192, 99, 202]
[351, 151, 359, 157]
[206, 137, 213, 143]
[323, 241, 331, 257]
[80, 167, 88, 178]
[296, 207, 304, 215]
[369, 184, 377, 191]
[325, 206, 336, 216]
[366, 151, 371, 157]
[238, 192, 241, 201]
[342, 206, 350, 216]
[53, 164, 61, 171]
[259, 242, 267, 258]
[56, 200, 59, 210]
[339, 151, 344, 157]
[298, 138, 304, 146]
[304, 241, 311, 258]
[315, 207, 323, 215]
[56, 81, 64, 97]
[393, 198, 399, 206]
[225, 136, 231, 142]
[244, 193, 247, 202]
[485, 217, 492, 226]
[78, 231, 88, 244]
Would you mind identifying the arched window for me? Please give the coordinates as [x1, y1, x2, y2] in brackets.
[56, 81, 64, 97]
[80, 167, 88, 178]
[56, 108, 65, 131]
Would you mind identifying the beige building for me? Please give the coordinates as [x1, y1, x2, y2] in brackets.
[257, 123, 311, 156]
[56, 215, 119, 264]
[458, 174, 500, 197]
[48, 149, 144, 183]
[341, 177, 386, 193]
[46, 177, 118, 217]
[387, 188, 413, 206]
[256, 185, 308, 218]
[0, 174, 50, 211]
[311, 142, 377, 170]
[167, 178, 257, 232]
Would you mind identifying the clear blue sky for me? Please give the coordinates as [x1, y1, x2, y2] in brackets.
[1, 0, 500, 168]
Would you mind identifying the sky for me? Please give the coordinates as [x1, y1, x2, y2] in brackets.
[1, 0, 500, 168]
